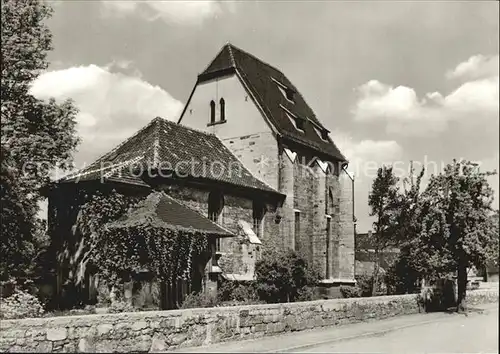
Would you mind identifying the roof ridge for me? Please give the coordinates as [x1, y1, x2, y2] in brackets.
[102, 156, 144, 178]
[161, 192, 235, 235]
[153, 118, 160, 168]
[227, 43, 236, 67]
[60, 156, 143, 181]
[228, 43, 285, 76]
[198, 44, 235, 76]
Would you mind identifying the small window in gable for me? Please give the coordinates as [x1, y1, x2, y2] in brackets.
[272, 77, 295, 103]
[313, 125, 329, 141]
[283, 109, 305, 132]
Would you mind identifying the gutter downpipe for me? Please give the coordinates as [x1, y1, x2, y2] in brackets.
[342, 164, 356, 279]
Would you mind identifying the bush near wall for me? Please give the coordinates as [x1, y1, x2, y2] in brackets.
[1, 289, 497, 353]
[0, 289, 45, 320]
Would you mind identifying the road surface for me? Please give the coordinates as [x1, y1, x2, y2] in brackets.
[170, 303, 498, 353]
[292, 305, 498, 353]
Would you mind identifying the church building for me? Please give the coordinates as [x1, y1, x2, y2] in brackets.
[46, 43, 356, 308]
[178, 44, 356, 291]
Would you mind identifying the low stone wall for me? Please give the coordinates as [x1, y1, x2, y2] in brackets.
[463, 288, 499, 305]
[1, 289, 497, 353]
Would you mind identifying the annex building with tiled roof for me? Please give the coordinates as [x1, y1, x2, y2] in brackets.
[47, 43, 356, 308]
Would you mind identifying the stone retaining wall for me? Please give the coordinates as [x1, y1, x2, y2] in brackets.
[1, 289, 497, 353]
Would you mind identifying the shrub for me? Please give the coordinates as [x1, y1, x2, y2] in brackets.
[218, 281, 259, 303]
[418, 278, 457, 312]
[108, 300, 135, 313]
[217, 281, 237, 302]
[96, 281, 111, 307]
[384, 252, 421, 295]
[295, 286, 318, 301]
[355, 275, 374, 297]
[340, 285, 360, 298]
[255, 249, 320, 303]
[231, 283, 259, 302]
[133, 282, 160, 309]
[181, 291, 218, 309]
[0, 289, 45, 319]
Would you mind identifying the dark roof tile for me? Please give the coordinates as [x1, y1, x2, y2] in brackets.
[60, 118, 281, 196]
[108, 192, 233, 237]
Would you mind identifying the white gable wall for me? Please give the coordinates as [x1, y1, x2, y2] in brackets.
[179, 73, 279, 189]
[179, 73, 271, 137]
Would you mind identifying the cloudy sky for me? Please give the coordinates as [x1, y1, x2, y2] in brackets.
[33, 1, 499, 231]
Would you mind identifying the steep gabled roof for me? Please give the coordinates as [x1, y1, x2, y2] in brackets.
[107, 192, 234, 237]
[59, 117, 282, 197]
[195, 43, 346, 162]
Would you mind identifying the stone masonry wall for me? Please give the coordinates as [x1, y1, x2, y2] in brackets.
[1, 289, 497, 353]
[337, 169, 355, 280]
[160, 184, 257, 277]
[223, 132, 279, 190]
[160, 184, 210, 217]
[218, 195, 255, 276]
[326, 172, 341, 280]
[222, 132, 286, 253]
[293, 160, 315, 263]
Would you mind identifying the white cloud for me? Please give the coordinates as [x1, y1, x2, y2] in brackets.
[331, 129, 404, 181]
[446, 54, 499, 81]
[352, 54, 499, 136]
[331, 130, 405, 232]
[101, 1, 234, 25]
[30, 63, 184, 169]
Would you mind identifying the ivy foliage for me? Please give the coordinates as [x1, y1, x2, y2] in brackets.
[76, 191, 209, 286]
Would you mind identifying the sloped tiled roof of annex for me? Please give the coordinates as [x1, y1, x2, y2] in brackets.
[107, 191, 234, 237]
[59, 117, 281, 196]
[194, 43, 347, 162]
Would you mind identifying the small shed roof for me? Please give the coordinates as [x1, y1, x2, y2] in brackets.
[107, 191, 234, 238]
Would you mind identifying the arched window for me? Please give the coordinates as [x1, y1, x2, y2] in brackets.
[208, 191, 224, 224]
[219, 98, 225, 122]
[252, 200, 265, 237]
[210, 100, 216, 124]
[208, 191, 224, 252]
[327, 188, 335, 215]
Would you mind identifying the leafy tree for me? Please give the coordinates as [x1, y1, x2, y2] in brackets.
[1, 0, 79, 280]
[385, 163, 426, 294]
[0, 146, 35, 281]
[368, 166, 399, 295]
[413, 160, 496, 311]
[254, 249, 320, 303]
[485, 210, 499, 273]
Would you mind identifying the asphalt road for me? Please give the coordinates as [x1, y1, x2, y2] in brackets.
[291, 306, 499, 353]
[170, 303, 498, 353]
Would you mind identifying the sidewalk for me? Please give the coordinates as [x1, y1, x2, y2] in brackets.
[167, 303, 499, 353]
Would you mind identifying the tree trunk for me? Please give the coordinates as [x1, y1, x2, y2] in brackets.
[456, 263, 468, 312]
[372, 249, 380, 297]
